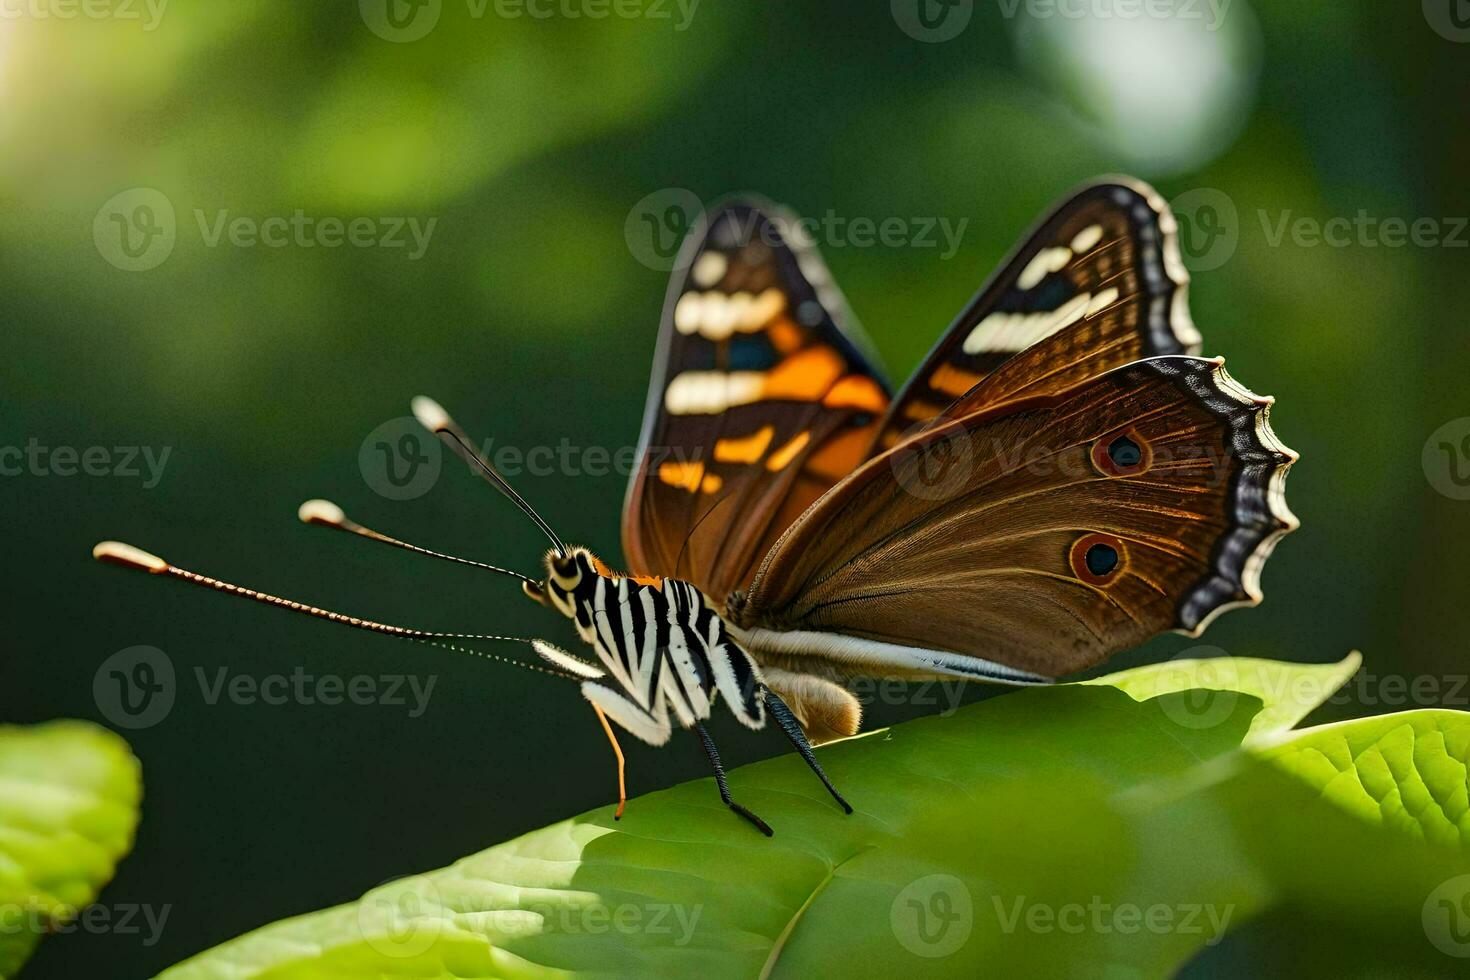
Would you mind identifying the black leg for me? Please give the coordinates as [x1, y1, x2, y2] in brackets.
[695, 723, 773, 836]
[763, 690, 854, 814]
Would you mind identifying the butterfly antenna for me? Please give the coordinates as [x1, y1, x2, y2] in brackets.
[89, 540, 589, 681]
[297, 498, 537, 587]
[411, 396, 568, 555]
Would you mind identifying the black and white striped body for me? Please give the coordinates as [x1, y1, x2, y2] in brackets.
[542, 549, 766, 746]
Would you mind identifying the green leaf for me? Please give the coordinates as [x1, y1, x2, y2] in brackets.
[159, 682, 1266, 979]
[156, 657, 1457, 980]
[1254, 709, 1470, 849]
[0, 721, 142, 978]
[1086, 651, 1361, 744]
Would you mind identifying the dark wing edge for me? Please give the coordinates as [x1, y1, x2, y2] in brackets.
[1159, 357, 1300, 635]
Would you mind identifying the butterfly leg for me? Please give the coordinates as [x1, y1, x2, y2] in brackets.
[762, 689, 853, 814]
[694, 723, 773, 836]
[591, 704, 627, 820]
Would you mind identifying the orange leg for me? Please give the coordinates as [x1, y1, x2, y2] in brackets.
[592, 705, 627, 820]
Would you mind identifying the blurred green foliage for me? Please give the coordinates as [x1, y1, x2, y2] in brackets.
[0, 722, 140, 977]
[2, 1, 1467, 976]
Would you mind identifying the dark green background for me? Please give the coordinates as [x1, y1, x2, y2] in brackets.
[3, 1, 1467, 976]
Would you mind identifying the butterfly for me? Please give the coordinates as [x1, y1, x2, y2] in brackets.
[95, 177, 1297, 836]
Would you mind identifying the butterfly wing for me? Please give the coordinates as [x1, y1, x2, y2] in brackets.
[873, 178, 1201, 451]
[622, 199, 891, 602]
[733, 352, 1297, 681]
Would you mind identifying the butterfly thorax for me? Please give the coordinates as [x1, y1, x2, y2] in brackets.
[539, 548, 767, 745]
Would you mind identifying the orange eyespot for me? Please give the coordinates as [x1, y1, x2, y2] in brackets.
[1070, 532, 1125, 585]
[1091, 429, 1151, 477]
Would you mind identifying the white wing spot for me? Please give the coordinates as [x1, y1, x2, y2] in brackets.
[691, 251, 728, 288]
[963, 292, 1093, 355]
[1070, 224, 1104, 255]
[1017, 246, 1073, 290]
[674, 292, 703, 335]
[664, 371, 765, 415]
[1086, 287, 1120, 317]
[744, 287, 785, 330]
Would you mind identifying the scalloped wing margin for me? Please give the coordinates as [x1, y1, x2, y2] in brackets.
[1162, 357, 1299, 634]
